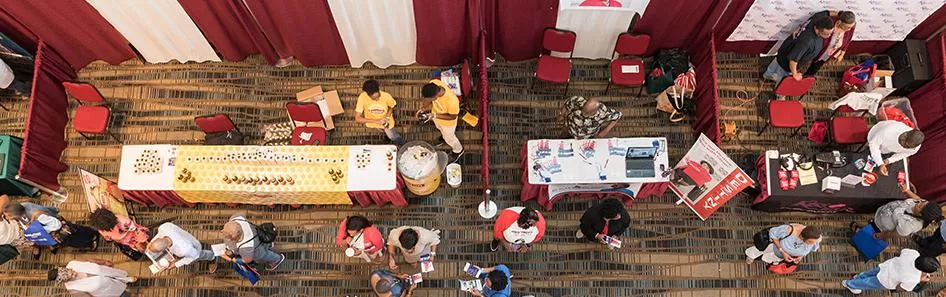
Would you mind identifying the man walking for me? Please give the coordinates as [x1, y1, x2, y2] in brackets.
[219, 213, 285, 271]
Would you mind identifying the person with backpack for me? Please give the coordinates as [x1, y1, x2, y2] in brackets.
[745, 223, 822, 267]
[220, 213, 285, 271]
[3, 195, 99, 259]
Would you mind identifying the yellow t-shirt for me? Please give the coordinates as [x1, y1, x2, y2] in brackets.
[355, 91, 396, 129]
[429, 79, 459, 127]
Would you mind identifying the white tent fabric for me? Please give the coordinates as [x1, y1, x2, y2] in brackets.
[327, 0, 417, 68]
[86, 0, 220, 63]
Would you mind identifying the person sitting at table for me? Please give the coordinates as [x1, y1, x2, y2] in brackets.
[559, 96, 622, 139]
[800, 10, 856, 76]
[386, 225, 440, 270]
[745, 223, 822, 266]
[763, 16, 834, 88]
[576, 198, 630, 243]
[416, 79, 462, 161]
[369, 268, 417, 297]
[89, 208, 150, 252]
[469, 264, 512, 297]
[851, 184, 943, 241]
[491, 206, 546, 253]
[335, 215, 385, 263]
[356, 79, 404, 145]
[842, 248, 938, 294]
[147, 222, 217, 272]
[867, 120, 924, 176]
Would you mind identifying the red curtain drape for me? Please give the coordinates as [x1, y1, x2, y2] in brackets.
[632, 0, 730, 55]
[177, 0, 280, 65]
[243, 0, 349, 66]
[688, 32, 722, 143]
[906, 34, 946, 202]
[0, 0, 134, 71]
[18, 42, 74, 192]
[484, 0, 558, 61]
[413, 0, 481, 66]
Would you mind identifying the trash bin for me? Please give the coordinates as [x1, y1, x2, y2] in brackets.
[397, 141, 447, 196]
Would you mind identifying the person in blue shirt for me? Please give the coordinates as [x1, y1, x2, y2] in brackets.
[471, 264, 511, 297]
[369, 268, 416, 297]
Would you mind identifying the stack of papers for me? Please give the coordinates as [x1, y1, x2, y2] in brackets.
[460, 279, 483, 292]
[463, 262, 483, 277]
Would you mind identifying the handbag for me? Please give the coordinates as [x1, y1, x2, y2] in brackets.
[807, 121, 828, 144]
[840, 60, 876, 88]
[752, 225, 793, 251]
[115, 242, 144, 261]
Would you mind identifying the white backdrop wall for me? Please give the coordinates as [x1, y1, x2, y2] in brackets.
[554, 0, 649, 59]
[327, 0, 417, 68]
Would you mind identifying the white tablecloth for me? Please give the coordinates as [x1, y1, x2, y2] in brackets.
[527, 137, 670, 184]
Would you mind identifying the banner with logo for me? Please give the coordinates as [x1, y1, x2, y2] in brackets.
[727, 0, 946, 42]
[79, 169, 128, 217]
[669, 134, 753, 220]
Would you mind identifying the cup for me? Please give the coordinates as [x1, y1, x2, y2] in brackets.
[345, 248, 356, 257]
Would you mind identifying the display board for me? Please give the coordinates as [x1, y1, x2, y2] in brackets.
[669, 134, 752, 220]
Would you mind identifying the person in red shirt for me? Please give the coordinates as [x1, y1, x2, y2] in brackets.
[335, 216, 385, 263]
[490, 207, 546, 253]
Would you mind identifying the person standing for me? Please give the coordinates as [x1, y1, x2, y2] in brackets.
[335, 215, 385, 263]
[417, 79, 462, 161]
[577, 198, 630, 243]
[851, 183, 943, 241]
[915, 219, 946, 257]
[386, 226, 440, 270]
[3, 196, 99, 257]
[559, 96, 621, 139]
[219, 213, 285, 271]
[355, 79, 404, 145]
[48, 259, 137, 297]
[801, 10, 856, 76]
[146, 222, 217, 272]
[89, 208, 149, 252]
[842, 248, 939, 294]
[867, 120, 924, 176]
[369, 268, 417, 297]
[745, 223, 822, 265]
[491, 206, 546, 253]
[469, 264, 512, 297]
[763, 16, 834, 84]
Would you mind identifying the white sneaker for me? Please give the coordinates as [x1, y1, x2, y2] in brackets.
[575, 229, 584, 239]
[841, 280, 862, 294]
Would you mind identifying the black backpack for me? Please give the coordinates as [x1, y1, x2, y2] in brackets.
[256, 222, 277, 244]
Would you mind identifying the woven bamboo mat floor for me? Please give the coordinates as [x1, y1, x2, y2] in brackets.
[0, 54, 937, 297]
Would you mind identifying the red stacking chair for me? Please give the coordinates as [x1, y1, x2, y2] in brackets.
[286, 102, 327, 145]
[758, 100, 805, 136]
[828, 104, 869, 151]
[532, 28, 577, 94]
[194, 113, 238, 134]
[62, 82, 120, 142]
[607, 33, 650, 95]
[774, 76, 817, 100]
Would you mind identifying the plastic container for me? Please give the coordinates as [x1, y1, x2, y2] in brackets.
[446, 163, 462, 188]
[397, 141, 447, 196]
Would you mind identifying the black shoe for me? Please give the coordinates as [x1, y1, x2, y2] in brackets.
[490, 239, 501, 252]
[911, 234, 923, 245]
[31, 248, 41, 260]
[450, 150, 464, 163]
[50, 246, 60, 255]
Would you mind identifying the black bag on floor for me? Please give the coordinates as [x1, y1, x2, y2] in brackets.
[655, 48, 690, 78]
[205, 130, 245, 145]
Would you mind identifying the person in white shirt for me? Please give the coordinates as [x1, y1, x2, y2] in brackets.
[867, 120, 924, 176]
[842, 248, 939, 294]
[147, 222, 217, 272]
[48, 259, 137, 297]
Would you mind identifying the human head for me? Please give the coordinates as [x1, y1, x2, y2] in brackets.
[399, 228, 419, 251]
[373, 277, 393, 294]
[345, 215, 372, 237]
[220, 221, 243, 241]
[485, 269, 508, 291]
[3, 203, 25, 220]
[363, 79, 381, 99]
[47, 267, 76, 283]
[899, 130, 924, 149]
[581, 98, 601, 116]
[699, 161, 715, 175]
[812, 16, 835, 38]
[517, 207, 540, 228]
[915, 256, 940, 273]
[837, 11, 856, 31]
[799, 226, 822, 245]
[916, 202, 943, 227]
[421, 83, 444, 100]
[600, 198, 624, 220]
[147, 236, 172, 253]
[88, 208, 119, 231]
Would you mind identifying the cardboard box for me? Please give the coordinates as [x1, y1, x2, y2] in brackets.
[295, 87, 345, 130]
[822, 176, 841, 194]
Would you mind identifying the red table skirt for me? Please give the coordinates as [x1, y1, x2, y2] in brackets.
[519, 145, 669, 210]
[122, 176, 407, 208]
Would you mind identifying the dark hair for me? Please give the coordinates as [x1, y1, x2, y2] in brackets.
[915, 256, 940, 273]
[699, 161, 715, 175]
[901, 130, 925, 148]
[374, 278, 392, 293]
[800, 226, 822, 240]
[399, 228, 419, 250]
[599, 198, 624, 219]
[345, 216, 372, 231]
[421, 83, 441, 98]
[812, 16, 835, 30]
[486, 269, 508, 291]
[4, 203, 25, 217]
[838, 11, 856, 24]
[88, 208, 119, 231]
[46, 268, 58, 281]
[362, 79, 380, 95]
[517, 207, 540, 226]
[919, 203, 943, 227]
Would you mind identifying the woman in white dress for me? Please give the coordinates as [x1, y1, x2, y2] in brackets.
[48, 259, 136, 297]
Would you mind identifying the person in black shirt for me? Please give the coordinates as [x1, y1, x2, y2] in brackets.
[763, 16, 835, 86]
[802, 11, 856, 76]
[576, 198, 630, 243]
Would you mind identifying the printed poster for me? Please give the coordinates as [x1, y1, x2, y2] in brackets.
[727, 0, 946, 42]
[79, 169, 128, 217]
[669, 134, 753, 220]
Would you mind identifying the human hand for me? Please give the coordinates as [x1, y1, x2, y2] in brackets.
[518, 245, 531, 253]
[879, 164, 889, 176]
[921, 273, 931, 282]
[792, 72, 802, 81]
[470, 289, 484, 297]
[899, 182, 912, 193]
[414, 109, 425, 118]
[388, 258, 398, 270]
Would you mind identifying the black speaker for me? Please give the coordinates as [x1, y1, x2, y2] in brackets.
[885, 39, 930, 96]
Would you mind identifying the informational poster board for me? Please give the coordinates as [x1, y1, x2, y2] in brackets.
[79, 169, 128, 217]
[669, 134, 753, 220]
[727, 0, 946, 42]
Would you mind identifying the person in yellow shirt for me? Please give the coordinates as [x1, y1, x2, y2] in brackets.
[416, 79, 462, 160]
[355, 80, 404, 145]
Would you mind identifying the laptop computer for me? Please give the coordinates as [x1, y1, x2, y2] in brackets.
[625, 147, 657, 178]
